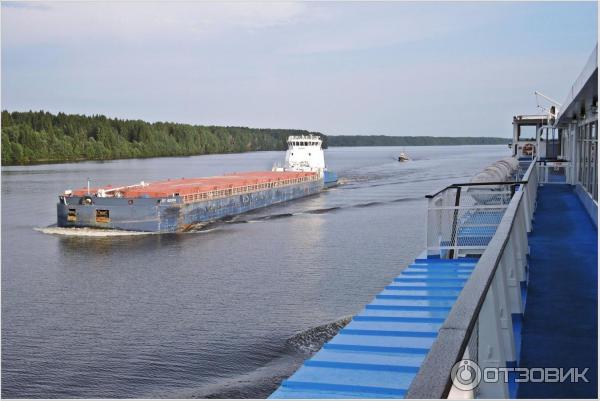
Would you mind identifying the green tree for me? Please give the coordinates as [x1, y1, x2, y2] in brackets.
[1, 110, 324, 165]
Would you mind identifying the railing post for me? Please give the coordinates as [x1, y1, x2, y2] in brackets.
[520, 205, 530, 257]
[477, 282, 510, 398]
[527, 185, 534, 228]
[522, 184, 532, 232]
[509, 220, 524, 271]
[426, 197, 434, 257]
[494, 259, 517, 362]
[510, 230, 525, 280]
[530, 168, 538, 214]
[500, 249, 524, 315]
[449, 186, 462, 259]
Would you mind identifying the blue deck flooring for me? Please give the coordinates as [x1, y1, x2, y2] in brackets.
[270, 258, 478, 399]
[518, 185, 598, 398]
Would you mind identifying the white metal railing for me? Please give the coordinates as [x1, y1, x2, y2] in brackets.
[407, 158, 538, 398]
[537, 160, 571, 185]
[426, 180, 524, 259]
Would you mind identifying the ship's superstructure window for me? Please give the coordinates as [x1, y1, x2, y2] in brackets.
[518, 125, 537, 141]
[558, 99, 598, 201]
[577, 120, 598, 200]
[96, 209, 110, 223]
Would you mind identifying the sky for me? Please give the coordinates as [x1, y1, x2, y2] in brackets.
[1, 1, 597, 137]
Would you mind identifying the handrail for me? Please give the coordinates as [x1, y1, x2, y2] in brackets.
[521, 157, 537, 182]
[536, 158, 570, 163]
[407, 158, 537, 398]
[425, 181, 528, 199]
[426, 158, 538, 199]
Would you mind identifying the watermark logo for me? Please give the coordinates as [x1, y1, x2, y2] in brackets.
[451, 359, 482, 391]
[450, 360, 589, 390]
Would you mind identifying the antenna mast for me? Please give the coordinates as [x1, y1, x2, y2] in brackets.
[534, 91, 562, 119]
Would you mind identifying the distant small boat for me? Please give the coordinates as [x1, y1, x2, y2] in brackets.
[398, 151, 410, 162]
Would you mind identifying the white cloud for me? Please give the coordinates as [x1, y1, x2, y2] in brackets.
[2, 1, 595, 137]
[280, 3, 505, 55]
[286, 12, 444, 54]
[1, 1, 308, 46]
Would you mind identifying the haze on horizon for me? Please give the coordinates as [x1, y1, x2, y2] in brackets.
[1, 1, 597, 137]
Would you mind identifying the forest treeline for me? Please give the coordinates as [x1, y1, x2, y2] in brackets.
[327, 135, 510, 147]
[1, 110, 324, 165]
[1, 111, 509, 165]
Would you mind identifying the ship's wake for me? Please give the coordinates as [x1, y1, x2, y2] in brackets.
[154, 316, 352, 399]
[35, 194, 421, 236]
[189, 196, 421, 230]
[285, 315, 352, 353]
[35, 226, 156, 237]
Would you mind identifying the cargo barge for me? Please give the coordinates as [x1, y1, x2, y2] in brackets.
[57, 135, 337, 232]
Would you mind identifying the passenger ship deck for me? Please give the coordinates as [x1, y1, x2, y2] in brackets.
[271, 45, 598, 399]
[519, 184, 597, 398]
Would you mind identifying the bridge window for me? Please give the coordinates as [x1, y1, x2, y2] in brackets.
[518, 125, 537, 141]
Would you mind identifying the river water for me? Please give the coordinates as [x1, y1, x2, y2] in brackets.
[1, 145, 509, 398]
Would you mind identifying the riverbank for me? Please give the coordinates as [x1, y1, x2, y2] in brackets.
[2, 110, 509, 166]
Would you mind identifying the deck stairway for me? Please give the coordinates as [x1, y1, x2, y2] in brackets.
[270, 257, 478, 399]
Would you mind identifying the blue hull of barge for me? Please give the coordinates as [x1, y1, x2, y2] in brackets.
[324, 171, 338, 187]
[57, 179, 324, 232]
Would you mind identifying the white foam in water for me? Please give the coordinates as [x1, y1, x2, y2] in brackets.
[35, 226, 154, 237]
[286, 315, 352, 353]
